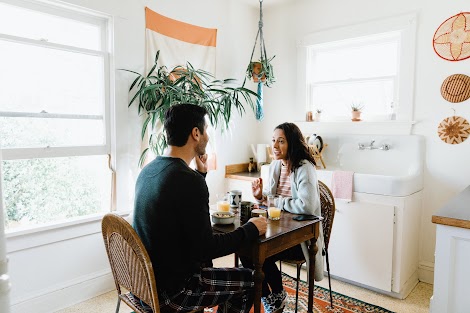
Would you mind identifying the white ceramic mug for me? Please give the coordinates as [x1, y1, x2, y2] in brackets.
[229, 190, 242, 207]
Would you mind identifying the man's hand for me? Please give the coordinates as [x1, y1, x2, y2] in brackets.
[195, 154, 208, 173]
[249, 216, 267, 236]
[251, 178, 263, 200]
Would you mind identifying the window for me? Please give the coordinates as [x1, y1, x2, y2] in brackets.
[298, 14, 417, 122]
[0, 0, 112, 231]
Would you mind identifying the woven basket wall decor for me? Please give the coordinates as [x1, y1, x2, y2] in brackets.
[440, 74, 470, 103]
[433, 12, 470, 61]
[437, 116, 470, 144]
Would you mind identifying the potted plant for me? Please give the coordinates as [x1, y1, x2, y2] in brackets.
[246, 56, 276, 87]
[122, 50, 259, 166]
[351, 103, 364, 121]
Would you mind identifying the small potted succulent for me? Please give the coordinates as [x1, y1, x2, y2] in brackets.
[351, 103, 364, 121]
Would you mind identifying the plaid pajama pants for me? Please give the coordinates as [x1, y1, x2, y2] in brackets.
[158, 267, 255, 313]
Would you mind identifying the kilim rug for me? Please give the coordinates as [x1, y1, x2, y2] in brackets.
[277, 273, 394, 313]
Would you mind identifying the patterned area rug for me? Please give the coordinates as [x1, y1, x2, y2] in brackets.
[279, 273, 394, 313]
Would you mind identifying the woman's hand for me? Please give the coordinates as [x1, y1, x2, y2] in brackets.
[252, 178, 263, 200]
[195, 154, 208, 173]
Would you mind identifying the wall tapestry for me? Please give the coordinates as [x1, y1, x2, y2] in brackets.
[441, 73, 470, 103]
[145, 7, 217, 73]
[144, 7, 218, 169]
[433, 12, 470, 61]
[437, 116, 470, 144]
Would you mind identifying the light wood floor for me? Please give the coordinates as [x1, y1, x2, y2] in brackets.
[57, 254, 432, 313]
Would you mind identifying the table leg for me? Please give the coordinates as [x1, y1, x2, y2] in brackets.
[253, 261, 264, 313]
[307, 238, 317, 313]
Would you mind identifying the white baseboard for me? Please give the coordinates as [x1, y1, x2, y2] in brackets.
[11, 270, 115, 313]
[418, 261, 434, 284]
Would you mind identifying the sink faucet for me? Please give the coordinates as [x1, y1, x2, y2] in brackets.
[358, 140, 391, 150]
[360, 140, 376, 150]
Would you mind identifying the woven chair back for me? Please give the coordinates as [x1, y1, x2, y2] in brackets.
[318, 181, 336, 249]
[102, 213, 160, 313]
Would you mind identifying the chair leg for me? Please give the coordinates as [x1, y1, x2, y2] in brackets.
[294, 264, 301, 313]
[325, 249, 333, 308]
[115, 297, 121, 313]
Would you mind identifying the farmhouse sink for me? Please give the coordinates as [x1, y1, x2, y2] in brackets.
[316, 135, 424, 197]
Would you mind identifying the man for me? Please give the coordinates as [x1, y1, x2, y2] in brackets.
[133, 103, 267, 313]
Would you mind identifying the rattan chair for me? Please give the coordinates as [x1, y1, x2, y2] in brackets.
[102, 213, 160, 313]
[279, 180, 336, 311]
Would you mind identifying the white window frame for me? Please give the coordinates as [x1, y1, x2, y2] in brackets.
[296, 13, 417, 135]
[0, 0, 114, 233]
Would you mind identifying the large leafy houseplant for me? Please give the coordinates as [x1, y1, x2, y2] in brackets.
[122, 51, 259, 167]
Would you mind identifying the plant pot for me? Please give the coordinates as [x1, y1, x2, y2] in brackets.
[251, 62, 266, 83]
[315, 113, 321, 122]
[351, 111, 361, 121]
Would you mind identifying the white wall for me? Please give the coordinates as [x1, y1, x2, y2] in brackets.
[261, 0, 470, 284]
[9, 0, 470, 311]
[6, 1, 262, 312]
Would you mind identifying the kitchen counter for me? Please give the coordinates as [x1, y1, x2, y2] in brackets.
[432, 185, 470, 229]
[225, 163, 261, 182]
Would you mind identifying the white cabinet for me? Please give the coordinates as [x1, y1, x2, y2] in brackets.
[431, 186, 470, 313]
[431, 225, 470, 313]
[329, 200, 394, 292]
[327, 190, 422, 299]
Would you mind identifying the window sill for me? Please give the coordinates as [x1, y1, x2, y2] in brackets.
[295, 120, 416, 135]
[6, 211, 131, 253]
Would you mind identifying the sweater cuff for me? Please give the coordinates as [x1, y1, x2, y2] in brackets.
[242, 221, 261, 239]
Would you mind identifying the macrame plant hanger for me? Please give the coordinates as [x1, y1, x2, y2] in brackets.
[245, 0, 269, 121]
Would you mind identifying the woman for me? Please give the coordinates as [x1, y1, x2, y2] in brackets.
[242, 122, 324, 313]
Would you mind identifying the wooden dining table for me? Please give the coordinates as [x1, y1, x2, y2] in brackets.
[212, 210, 322, 313]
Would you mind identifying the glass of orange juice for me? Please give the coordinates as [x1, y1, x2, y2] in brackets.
[268, 207, 281, 220]
[216, 193, 230, 212]
[217, 200, 230, 212]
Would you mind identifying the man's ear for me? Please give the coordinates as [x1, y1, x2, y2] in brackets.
[191, 127, 200, 141]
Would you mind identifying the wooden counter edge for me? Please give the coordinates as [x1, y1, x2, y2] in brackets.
[225, 163, 260, 181]
[432, 215, 470, 230]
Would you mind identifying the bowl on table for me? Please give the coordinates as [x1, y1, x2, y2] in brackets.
[211, 211, 236, 225]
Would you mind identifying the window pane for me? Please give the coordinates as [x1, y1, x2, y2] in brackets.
[0, 40, 105, 115]
[2, 155, 111, 231]
[0, 2, 101, 50]
[310, 80, 394, 117]
[310, 39, 399, 82]
[0, 116, 105, 148]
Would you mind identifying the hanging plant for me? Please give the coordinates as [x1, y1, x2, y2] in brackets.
[121, 50, 259, 166]
[246, 56, 276, 87]
[243, 0, 275, 121]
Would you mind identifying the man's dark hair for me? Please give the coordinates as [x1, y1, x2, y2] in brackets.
[274, 122, 316, 171]
[164, 103, 208, 147]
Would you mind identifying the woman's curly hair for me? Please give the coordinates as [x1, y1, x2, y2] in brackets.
[274, 122, 316, 172]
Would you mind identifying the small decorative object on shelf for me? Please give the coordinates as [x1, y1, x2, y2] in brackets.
[306, 111, 313, 121]
[248, 157, 255, 173]
[315, 109, 322, 122]
[351, 102, 364, 122]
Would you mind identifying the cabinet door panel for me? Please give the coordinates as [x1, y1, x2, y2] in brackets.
[328, 200, 394, 291]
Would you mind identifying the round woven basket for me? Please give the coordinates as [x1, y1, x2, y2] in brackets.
[437, 116, 470, 144]
[440, 74, 470, 103]
[433, 12, 470, 61]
